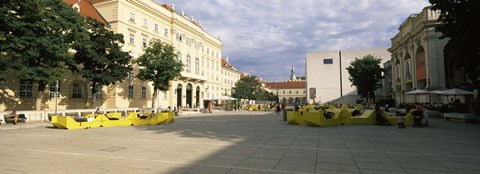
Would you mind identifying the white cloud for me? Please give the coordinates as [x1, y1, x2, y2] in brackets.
[158, 0, 431, 81]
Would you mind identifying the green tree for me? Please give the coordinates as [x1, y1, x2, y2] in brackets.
[346, 54, 384, 104]
[232, 75, 261, 100]
[135, 40, 183, 109]
[429, 0, 480, 84]
[0, 0, 87, 110]
[71, 17, 133, 108]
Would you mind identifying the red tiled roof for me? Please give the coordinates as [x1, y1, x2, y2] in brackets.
[64, 0, 109, 26]
[264, 81, 306, 89]
[161, 4, 174, 12]
[221, 58, 236, 71]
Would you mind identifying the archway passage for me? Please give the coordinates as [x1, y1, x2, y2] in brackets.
[196, 86, 200, 108]
[186, 83, 193, 108]
[415, 47, 426, 88]
[176, 84, 182, 107]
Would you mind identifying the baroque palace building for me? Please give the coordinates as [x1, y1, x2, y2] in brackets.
[0, 0, 230, 111]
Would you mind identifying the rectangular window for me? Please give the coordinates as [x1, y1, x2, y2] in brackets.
[323, 58, 333, 64]
[128, 85, 134, 99]
[19, 80, 33, 98]
[164, 29, 169, 37]
[143, 18, 148, 27]
[72, 83, 82, 98]
[129, 33, 134, 44]
[163, 90, 167, 99]
[129, 12, 135, 22]
[141, 86, 147, 99]
[49, 82, 61, 98]
[154, 24, 158, 32]
[142, 37, 147, 48]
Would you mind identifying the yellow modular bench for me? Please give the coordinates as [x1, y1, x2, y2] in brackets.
[164, 112, 175, 123]
[381, 111, 414, 126]
[132, 112, 170, 126]
[96, 114, 134, 127]
[51, 116, 102, 130]
[287, 111, 305, 125]
[342, 110, 376, 125]
[303, 111, 343, 127]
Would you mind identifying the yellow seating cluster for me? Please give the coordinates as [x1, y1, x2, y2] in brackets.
[286, 106, 414, 127]
[51, 112, 175, 130]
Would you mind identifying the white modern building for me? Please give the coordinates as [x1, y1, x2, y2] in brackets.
[306, 49, 390, 104]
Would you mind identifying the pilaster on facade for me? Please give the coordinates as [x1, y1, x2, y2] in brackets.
[389, 6, 450, 104]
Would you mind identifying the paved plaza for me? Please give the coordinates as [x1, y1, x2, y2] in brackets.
[1, 111, 480, 174]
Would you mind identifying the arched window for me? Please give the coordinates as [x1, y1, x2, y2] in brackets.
[195, 58, 199, 75]
[176, 51, 182, 62]
[186, 55, 191, 73]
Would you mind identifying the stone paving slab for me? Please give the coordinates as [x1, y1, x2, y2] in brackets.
[1, 111, 480, 174]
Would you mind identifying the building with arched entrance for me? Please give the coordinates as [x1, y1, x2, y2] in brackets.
[0, 0, 227, 111]
[388, 6, 469, 105]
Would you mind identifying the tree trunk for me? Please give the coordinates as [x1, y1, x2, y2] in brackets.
[35, 82, 47, 110]
[91, 83, 97, 109]
[152, 88, 158, 111]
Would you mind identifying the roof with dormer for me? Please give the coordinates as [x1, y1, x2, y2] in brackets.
[64, 0, 109, 26]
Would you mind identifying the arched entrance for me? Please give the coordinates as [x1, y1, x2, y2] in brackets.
[415, 47, 427, 88]
[196, 86, 200, 108]
[176, 84, 182, 107]
[186, 83, 193, 108]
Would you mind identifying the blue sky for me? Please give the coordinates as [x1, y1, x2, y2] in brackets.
[156, 0, 431, 82]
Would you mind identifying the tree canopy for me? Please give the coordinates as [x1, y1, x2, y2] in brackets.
[135, 40, 183, 108]
[346, 54, 384, 103]
[232, 75, 261, 100]
[430, 0, 480, 83]
[72, 17, 133, 107]
[0, 0, 87, 110]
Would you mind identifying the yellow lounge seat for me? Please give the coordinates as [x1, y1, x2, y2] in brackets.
[51, 116, 101, 130]
[303, 110, 343, 127]
[342, 109, 376, 125]
[286, 111, 305, 125]
[382, 110, 414, 126]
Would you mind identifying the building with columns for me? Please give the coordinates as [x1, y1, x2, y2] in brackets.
[389, 6, 454, 105]
[0, 0, 230, 111]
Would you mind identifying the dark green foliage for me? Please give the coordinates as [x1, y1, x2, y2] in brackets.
[0, 0, 87, 109]
[430, 0, 480, 83]
[232, 75, 261, 100]
[346, 54, 384, 103]
[72, 17, 133, 95]
[135, 40, 183, 92]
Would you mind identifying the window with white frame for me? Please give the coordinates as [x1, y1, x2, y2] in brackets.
[128, 85, 133, 99]
[129, 12, 135, 22]
[72, 83, 82, 98]
[164, 29, 168, 37]
[141, 86, 147, 99]
[154, 24, 158, 32]
[49, 82, 61, 98]
[186, 55, 191, 73]
[195, 58, 199, 75]
[163, 90, 167, 99]
[177, 51, 181, 62]
[142, 37, 147, 48]
[143, 18, 148, 27]
[19, 80, 33, 98]
[129, 33, 134, 44]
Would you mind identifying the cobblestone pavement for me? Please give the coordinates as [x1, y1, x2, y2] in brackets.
[1, 111, 479, 174]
